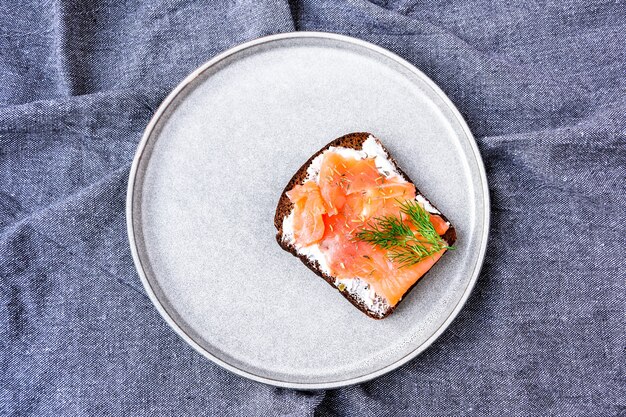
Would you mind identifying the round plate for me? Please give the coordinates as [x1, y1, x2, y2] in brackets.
[127, 32, 489, 389]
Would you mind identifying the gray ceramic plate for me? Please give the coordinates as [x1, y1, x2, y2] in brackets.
[127, 32, 489, 389]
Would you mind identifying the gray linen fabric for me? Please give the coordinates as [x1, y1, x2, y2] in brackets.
[1, 0, 624, 415]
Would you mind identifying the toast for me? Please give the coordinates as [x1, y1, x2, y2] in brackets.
[274, 133, 456, 319]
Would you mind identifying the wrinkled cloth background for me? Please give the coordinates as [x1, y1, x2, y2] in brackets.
[1, 0, 624, 415]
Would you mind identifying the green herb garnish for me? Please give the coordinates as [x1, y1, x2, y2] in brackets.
[355, 200, 453, 268]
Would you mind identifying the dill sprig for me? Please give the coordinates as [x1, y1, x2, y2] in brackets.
[355, 200, 453, 268]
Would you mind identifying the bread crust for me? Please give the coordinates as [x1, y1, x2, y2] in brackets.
[274, 132, 456, 319]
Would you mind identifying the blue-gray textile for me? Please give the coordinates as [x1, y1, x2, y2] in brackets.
[1, 0, 624, 415]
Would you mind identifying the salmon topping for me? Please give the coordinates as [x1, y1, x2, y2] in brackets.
[287, 149, 450, 306]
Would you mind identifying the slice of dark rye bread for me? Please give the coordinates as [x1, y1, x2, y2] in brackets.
[274, 132, 457, 319]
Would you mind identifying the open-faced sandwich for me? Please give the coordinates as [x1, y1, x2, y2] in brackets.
[274, 133, 456, 319]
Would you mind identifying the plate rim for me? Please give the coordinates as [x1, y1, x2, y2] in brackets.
[126, 31, 490, 390]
